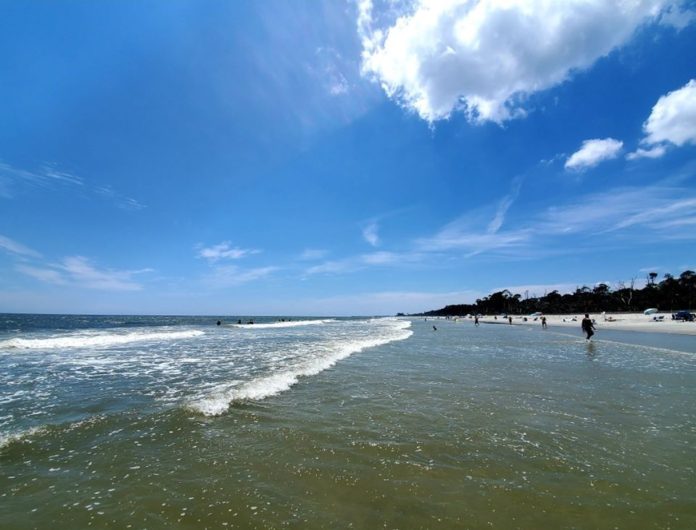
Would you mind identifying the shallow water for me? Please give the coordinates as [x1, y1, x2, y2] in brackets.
[1, 316, 695, 528]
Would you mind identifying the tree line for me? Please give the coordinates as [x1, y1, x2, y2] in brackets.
[414, 270, 696, 316]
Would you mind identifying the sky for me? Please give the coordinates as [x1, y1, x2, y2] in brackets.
[1, 0, 696, 316]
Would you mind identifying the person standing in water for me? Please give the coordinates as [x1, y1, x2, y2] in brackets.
[541, 316, 547, 329]
[581, 314, 595, 340]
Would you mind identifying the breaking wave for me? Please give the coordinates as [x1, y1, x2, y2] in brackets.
[188, 319, 412, 416]
[0, 329, 204, 350]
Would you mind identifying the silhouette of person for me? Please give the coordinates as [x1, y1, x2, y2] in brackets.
[581, 314, 595, 340]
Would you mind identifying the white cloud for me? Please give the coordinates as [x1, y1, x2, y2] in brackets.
[359, 0, 687, 123]
[487, 175, 523, 233]
[58, 256, 148, 291]
[301, 289, 484, 315]
[15, 256, 151, 291]
[205, 265, 278, 288]
[0, 234, 42, 258]
[629, 79, 696, 160]
[362, 222, 380, 246]
[305, 250, 424, 276]
[539, 185, 696, 238]
[626, 145, 667, 160]
[0, 160, 145, 209]
[15, 264, 66, 285]
[197, 242, 260, 263]
[95, 186, 146, 211]
[565, 138, 623, 171]
[299, 248, 329, 260]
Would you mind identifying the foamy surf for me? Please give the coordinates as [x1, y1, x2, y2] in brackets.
[189, 318, 412, 415]
[232, 319, 337, 329]
[0, 329, 204, 350]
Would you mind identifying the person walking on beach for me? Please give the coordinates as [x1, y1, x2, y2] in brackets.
[581, 314, 595, 341]
[474, 315, 479, 326]
[541, 316, 547, 329]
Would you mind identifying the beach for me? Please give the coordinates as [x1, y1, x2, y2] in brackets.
[2, 315, 696, 528]
[473, 311, 696, 335]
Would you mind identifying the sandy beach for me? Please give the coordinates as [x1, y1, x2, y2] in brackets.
[475, 312, 696, 335]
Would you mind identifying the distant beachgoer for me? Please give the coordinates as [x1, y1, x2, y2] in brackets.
[237, 319, 242, 324]
[433, 325, 437, 331]
[508, 316, 512, 324]
[581, 314, 595, 340]
[216, 320, 221, 326]
[474, 315, 479, 326]
[541, 316, 547, 329]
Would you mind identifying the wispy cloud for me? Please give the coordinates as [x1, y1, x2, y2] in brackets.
[15, 264, 66, 285]
[362, 221, 380, 246]
[0, 234, 42, 258]
[300, 289, 485, 316]
[539, 185, 696, 238]
[204, 265, 278, 288]
[299, 248, 328, 261]
[487, 176, 523, 234]
[95, 186, 146, 211]
[0, 160, 145, 209]
[197, 242, 260, 263]
[15, 255, 152, 291]
[305, 250, 424, 276]
[565, 138, 623, 171]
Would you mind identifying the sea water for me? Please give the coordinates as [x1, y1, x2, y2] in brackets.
[1, 315, 695, 528]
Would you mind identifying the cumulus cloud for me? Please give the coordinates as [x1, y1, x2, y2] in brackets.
[565, 138, 623, 171]
[629, 79, 696, 159]
[358, 0, 689, 123]
[197, 242, 260, 263]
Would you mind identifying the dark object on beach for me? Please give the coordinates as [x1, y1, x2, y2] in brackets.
[216, 320, 221, 326]
[541, 316, 547, 329]
[433, 325, 437, 331]
[581, 314, 595, 340]
[672, 310, 695, 322]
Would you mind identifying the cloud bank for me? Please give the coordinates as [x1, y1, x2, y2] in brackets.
[359, 0, 689, 123]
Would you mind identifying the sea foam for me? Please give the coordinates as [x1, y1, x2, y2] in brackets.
[233, 319, 337, 329]
[189, 318, 412, 416]
[0, 330, 204, 350]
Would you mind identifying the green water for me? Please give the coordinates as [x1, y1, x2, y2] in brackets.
[2, 320, 695, 529]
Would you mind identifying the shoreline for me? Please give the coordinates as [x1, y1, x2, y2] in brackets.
[452, 312, 696, 336]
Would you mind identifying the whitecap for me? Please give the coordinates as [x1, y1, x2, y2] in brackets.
[0, 330, 204, 350]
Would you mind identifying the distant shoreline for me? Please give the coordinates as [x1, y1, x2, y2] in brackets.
[435, 312, 696, 336]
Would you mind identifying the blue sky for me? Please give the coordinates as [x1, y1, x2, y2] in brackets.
[1, 0, 696, 316]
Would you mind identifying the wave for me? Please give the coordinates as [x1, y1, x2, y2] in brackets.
[188, 319, 412, 416]
[231, 319, 337, 329]
[0, 329, 204, 350]
[0, 425, 48, 450]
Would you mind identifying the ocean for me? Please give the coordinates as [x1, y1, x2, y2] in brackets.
[1, 314, 695, 529]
